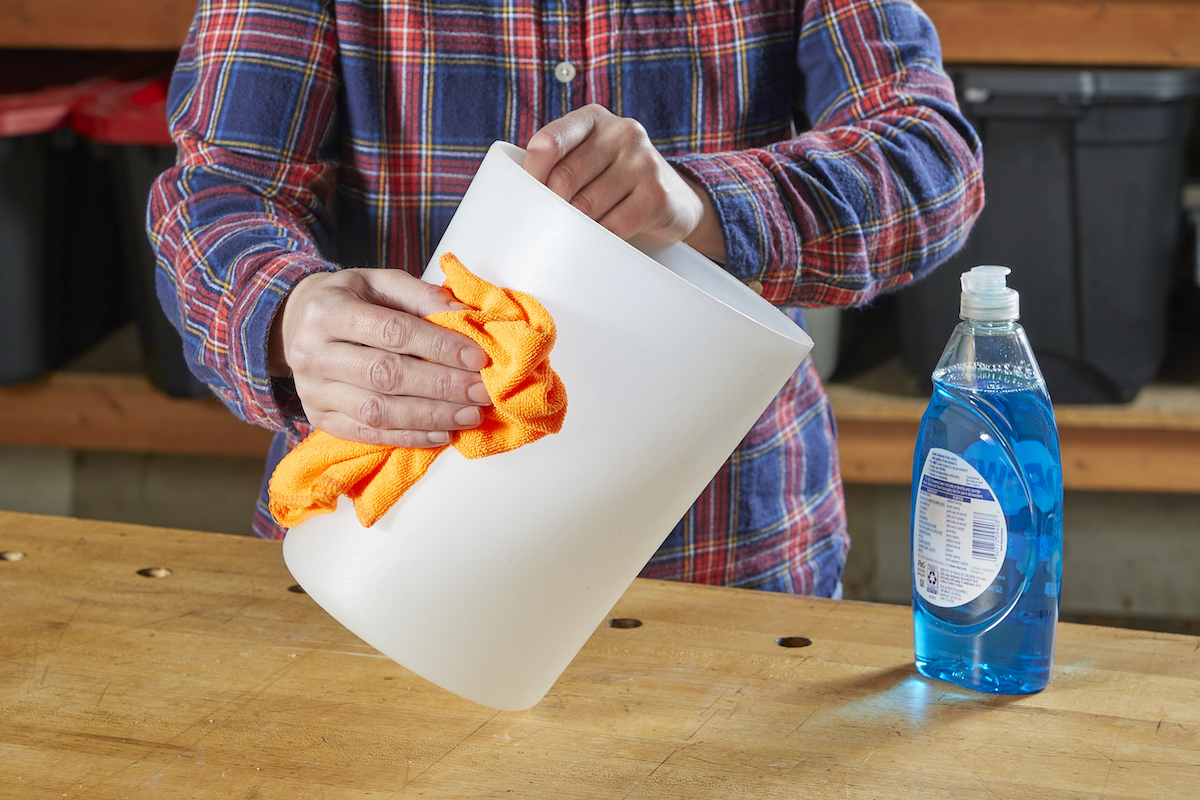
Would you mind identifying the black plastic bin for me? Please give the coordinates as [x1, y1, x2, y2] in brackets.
[0, 55, 135, 384]
[72, 74, 209, 398]
[899, 67, 1200, 404]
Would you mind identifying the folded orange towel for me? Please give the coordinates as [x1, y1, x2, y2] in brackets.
[268, 253, 567, 528]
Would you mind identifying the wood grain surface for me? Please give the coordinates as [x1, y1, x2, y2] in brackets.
[1, 511, 1197, 798]
[0, 372, 273, 458]
[0, 0, 195, 50]
[827, 379, 1200, 492]
[923, 0, 1200, 67]
[4, 0, 1200, 66]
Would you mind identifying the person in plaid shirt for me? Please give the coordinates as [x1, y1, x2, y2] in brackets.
[149, 0, 984, 597]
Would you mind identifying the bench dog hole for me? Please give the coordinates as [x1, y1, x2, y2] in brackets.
[138, 567, 173, 578]
[607, 618, 643, 629]
[1, 551, 26, 562]
[776, 636, 813, 648]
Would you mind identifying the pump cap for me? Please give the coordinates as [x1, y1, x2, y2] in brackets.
[960, 265, 1019, 321]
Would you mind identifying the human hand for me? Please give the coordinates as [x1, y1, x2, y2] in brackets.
[269, 269, 492, 447]
[522, 104, 725, 260]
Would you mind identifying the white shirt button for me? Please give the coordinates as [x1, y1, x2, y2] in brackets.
[554, 61, 577, 83]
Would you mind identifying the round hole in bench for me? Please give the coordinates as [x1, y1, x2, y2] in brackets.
[137, 567, 173, 578]
[607, 618, 643, 629]
[776, 636, 812, 648]
[1, 551, 27, 562]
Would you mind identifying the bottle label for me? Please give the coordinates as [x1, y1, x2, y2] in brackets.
[963, 438, 1060, 515]
[914, 448, 1008, 608]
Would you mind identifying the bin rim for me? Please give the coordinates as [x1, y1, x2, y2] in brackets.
[952, 66, 1200, 104]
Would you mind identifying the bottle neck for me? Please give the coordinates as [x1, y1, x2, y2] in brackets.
[960, 317, 1018, 333]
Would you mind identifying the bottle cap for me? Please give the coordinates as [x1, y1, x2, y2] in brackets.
[960, 265, 1019, 321]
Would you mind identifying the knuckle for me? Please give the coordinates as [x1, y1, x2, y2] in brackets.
[351, 421, 382, 445]
[526, 129, 567, 162]
[396, 429, 438, 449]
[546, 161, 582, 196]
[430, 368, 458, 402]
[419, 280, 450, 308]
[414, 404, 441, 432]
[374, 313, 411, 351]
[428, 332, 459, 366]
[616, 115, 648, 141]
[356, 394, 385, 428]
[301, 289, 338, 326]
[570, 191, 596, 218]
[367, 355, 402, 393]
[287, 341, 317, 373]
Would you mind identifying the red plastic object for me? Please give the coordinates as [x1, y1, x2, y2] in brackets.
[70, 76, 172, 146]
[0, 77, 115, 137]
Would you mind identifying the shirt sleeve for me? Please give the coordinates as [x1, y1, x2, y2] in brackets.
[147, 0, 341, 432]
[669, 0, 985, 309]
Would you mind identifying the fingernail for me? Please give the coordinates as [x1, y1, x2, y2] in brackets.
[454, 406, 482, 427]
[461, 347, 488, 371]
[428, 431, 451, 444]
[467, 381, 492, 405]
[448, 302, 471, 310]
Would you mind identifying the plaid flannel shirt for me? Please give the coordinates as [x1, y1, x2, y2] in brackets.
[149, 0, 983, 595]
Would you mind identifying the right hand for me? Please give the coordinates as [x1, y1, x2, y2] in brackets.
[269, 268, 492, 447]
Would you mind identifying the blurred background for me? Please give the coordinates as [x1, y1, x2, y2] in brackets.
[1, 1, 1198, 633]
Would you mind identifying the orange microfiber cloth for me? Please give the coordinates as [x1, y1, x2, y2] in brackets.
[268, 253, 568, 528]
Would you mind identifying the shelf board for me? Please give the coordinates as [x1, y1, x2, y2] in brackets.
[3, 1, 1200, 67]
[829, 378, 1200, 493]
[924, 0, 1200, 68]
[3, 368, 1200, 493]
[0, 371, 272, 459]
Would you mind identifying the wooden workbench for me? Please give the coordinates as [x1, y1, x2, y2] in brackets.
[2, 510, 1197, 798]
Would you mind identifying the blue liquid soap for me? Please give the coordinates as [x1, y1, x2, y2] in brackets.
[911, 266, 1063, 694]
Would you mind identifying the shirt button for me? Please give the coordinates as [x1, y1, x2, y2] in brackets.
[747, 279, 764, 295]
[554, 61, 577, 83]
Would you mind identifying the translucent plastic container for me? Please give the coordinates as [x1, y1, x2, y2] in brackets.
[283, 142, 814, 710]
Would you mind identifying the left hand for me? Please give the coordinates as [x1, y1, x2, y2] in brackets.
[522, 104, 725, 260]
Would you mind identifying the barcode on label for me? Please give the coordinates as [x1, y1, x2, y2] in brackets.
[971, 512, 999, 560]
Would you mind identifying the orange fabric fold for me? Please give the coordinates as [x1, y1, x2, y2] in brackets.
[268, 253, 567, 529]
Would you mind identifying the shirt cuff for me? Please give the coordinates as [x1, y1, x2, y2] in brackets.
[226, 251, 339, 433]
[668, 150, 786, 287]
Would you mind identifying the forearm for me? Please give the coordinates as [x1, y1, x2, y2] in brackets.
[147, 0, 342, 430]
[671, 0, 984, 309]
[673, 105, 983, 307]
[150, 165, 337, 430]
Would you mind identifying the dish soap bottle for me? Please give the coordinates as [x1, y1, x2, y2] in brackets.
[910, 265, 1063, 694]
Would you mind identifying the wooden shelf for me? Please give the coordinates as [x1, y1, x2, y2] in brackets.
[830, 376, 1200, 493]
[0, 1, 194, 51]
[0, 372, 272, 459]
[924, 0, 1200, 68]
[3, 368, 1200, 494]
[4, 1, 1200, 67]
